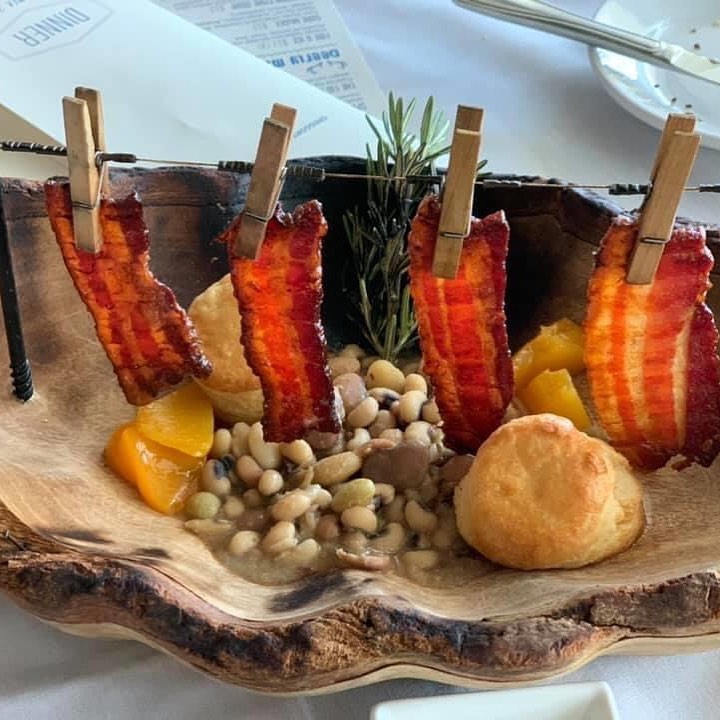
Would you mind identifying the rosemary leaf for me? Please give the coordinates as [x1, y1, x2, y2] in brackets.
[343, 93, 483, 364]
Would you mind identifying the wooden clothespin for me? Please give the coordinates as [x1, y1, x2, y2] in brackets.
[432, 105, 484, 279]
[62, 87, 108, 253]
[626, 114, 700, 284]
[235, 103, 297, 258]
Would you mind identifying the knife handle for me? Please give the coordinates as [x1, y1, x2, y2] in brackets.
[453, 0, 663, 64]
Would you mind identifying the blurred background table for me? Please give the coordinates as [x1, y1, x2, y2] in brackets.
[2, 0, 719, 717]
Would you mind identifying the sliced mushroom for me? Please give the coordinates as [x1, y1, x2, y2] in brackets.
[361, 441, 431, 489]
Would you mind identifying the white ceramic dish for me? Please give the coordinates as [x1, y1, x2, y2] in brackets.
[590, 0, 720, 150]
[370, 682, 619, 720]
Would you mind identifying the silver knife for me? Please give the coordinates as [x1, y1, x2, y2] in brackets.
[453, 0, 720, 87]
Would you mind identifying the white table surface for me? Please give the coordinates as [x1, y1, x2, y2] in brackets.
[2, 0, 720, 718]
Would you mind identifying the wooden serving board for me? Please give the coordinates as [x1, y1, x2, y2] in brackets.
[2, 160, 720, 693]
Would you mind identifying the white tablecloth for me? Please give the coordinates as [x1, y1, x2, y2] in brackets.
[2, 1, 720, 717]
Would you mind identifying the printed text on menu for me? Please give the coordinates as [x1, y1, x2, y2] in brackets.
[154, 0, 383, 113]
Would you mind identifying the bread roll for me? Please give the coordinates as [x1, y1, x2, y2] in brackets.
[454, 413, 645, 570]
[188, 274, 263, 424]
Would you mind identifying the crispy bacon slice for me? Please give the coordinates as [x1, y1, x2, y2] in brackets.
[45, 180, 211, 406]
[585, 218, 720, 470]
[222, 201, 340, 442]
[408, 195, 513, 452]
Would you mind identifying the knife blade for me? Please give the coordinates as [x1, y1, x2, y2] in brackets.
[453, 0, 720, 87]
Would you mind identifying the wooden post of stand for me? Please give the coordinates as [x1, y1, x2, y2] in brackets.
[432, 105, 483, 279]
[62, 90, 104, 253]
[626, 114, 700, 284]
[235, 103, 297, 259]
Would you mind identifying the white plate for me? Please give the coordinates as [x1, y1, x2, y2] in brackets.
[590, 0, 720, 150]
[370, 682, 619, 720]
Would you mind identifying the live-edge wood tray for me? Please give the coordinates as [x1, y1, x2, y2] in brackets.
[2, 159, 720, 694]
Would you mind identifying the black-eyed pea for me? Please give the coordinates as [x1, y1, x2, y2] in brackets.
[231, 422, 251, 457]
[258, 469, 284, 496]
[405, 499, 438, 533]
[431, 525, 458, 550]
[185, 492, 221, 519]
[346, 428, 371, 451]
[248, 422, 282, 470]
[421, 399, 442, 425]
[279, 439, 315, 466]
[403, 373, 428, 394]
[313, 451, 362, 486]
[328, 355, 361, 377]
[331, 478, 376, 512]
[210, 428, 232, 459]
[288, 464, 315, 489]
[340, 529, 369, 554]
[366, 359, 405, 393]
[299, 509, 320, 537]
[306, 484, 333, 509]
[228, 530, 261, 556]
[341, 506, 377, 534]
[369, 522, 406, 554]
[347, 396, 379, 429]
[201, 459, 232, 497]
[315, 514, 341, 542]
[334, 373, 368, 414]
[222, 495, 245, 520]
[261, 521, 298, 555]
[402, 549, 440, 574]
[368, 409, 397, 438]
[235, 455, 263, 487]
[184, 518, 234, 538]
[333, 386, 346, 424]
[242, 488, 264, 509]
[385, 496, 406, 524]
[279, 538, 321, 567]
[368, 387, 401, 408]
[379, 428, 403, 446]
[374, 482, 395, 505]
[271, 489, 312, 522]
[428, 444, 442, 464]
[339, 343, 366, 360]
[404, 420, 432, 446]
[398, 390, 427, 424]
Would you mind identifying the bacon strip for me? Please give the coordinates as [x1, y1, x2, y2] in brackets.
[222, 201, 340, 442]
[45, 180, 211, 406]
[585, 218, 720, 469]
[408, 195, 513, 452]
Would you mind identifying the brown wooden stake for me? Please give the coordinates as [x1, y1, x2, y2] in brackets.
[234, 105, 297, 259]
[432, 105, 483, 279]
[627, 115, 700, 284]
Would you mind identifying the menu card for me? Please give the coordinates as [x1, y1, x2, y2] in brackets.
[153, 0, 384, 113]
[0, 0, 378, 180]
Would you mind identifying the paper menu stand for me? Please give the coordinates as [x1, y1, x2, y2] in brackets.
[0, 0, 377, 180]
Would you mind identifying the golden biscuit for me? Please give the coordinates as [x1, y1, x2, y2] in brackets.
[454, 413, 645, 570]
[188, 275, 263, 424]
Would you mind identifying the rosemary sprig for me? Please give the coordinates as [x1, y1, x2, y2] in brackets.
[343, 93, 450, 363]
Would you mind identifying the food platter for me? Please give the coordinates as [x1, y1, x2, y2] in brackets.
[2, 159, 720, 693]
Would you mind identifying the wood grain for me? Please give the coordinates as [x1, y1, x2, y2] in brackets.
[1, 162, 720, 693]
